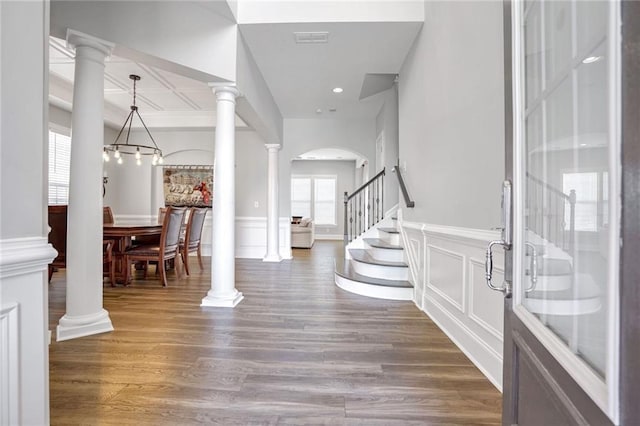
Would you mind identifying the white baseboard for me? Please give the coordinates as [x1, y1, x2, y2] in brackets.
[315, 234, 342, 241]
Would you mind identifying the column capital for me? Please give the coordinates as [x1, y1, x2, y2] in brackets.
[208, 84, 241, 100]
[265, 144, 281, 151]
[66, 29, 114, 58]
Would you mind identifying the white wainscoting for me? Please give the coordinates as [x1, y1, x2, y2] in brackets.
[235, 217, 292, 260]
[0, 302, 19, 426]
[399, 216, 505, 390]
[0, 237, 57, 426]
[116, 214, 292, 260]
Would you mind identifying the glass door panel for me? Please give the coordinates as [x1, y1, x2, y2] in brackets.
[524, 2, 542, 108]
[544, 1, 572, 84]
[519, 0, 611, 383]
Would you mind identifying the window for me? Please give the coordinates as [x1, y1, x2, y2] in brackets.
[562, 172, 600, 232]
[291, 175, 337, 226]
[291, 177, 311, 218]
[48, 130, 72, 205]
[314, 178, 336, 225]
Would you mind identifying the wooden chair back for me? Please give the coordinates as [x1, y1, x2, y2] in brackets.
[157, 207, 168, 224]
[180, 207, 208, 276]
[103, 239, 115, 286]
[103, 206, 114, 224]
[48, 205, 67, 281]
[160, 206, 187, 257]
[184, 208, 208, 250]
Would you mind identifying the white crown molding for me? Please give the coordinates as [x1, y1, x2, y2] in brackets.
[0, 238, 57, 279]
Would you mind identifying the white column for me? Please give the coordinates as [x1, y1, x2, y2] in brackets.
[263, 144, 282, 262]
[202, 86, 244, 308]
[57, 30, 115, 341]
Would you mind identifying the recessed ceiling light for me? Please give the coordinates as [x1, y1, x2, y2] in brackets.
[582, 56, 603, 64]
[580, 143, 588, 147]
[332, 87, 343, 93]
[316, 108, 322, 114]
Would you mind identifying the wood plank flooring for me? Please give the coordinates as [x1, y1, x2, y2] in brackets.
[48, 241, 501, 425]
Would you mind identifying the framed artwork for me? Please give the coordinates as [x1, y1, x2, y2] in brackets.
[163, 165, 213, 207]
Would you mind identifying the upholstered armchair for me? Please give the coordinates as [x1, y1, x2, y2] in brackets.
[291, 217, 314, 248]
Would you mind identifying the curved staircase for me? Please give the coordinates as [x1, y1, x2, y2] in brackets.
[335, 216, 413, 301]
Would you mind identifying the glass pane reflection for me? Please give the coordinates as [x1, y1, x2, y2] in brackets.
[521, 2, 610, 378]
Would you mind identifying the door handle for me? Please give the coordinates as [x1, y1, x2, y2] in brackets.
[484, 180, 512, 297]
[525, 242, 538, 293]
[485, 240, 511, 296]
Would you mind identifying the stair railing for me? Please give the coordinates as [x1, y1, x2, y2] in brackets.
[392, 165, 415, 208]
[526, 172, 576, 256]
[344, 168, 385, 246]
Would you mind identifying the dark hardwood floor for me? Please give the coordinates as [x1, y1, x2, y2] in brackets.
[48, 241, 501, 425]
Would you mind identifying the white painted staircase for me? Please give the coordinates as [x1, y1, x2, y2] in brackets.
[335, 217, 414, 301]
[522, 234, 601, 316]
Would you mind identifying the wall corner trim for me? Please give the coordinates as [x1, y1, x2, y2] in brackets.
[0, 237, 58, 278]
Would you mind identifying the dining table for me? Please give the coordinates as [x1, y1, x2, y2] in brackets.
[103, 220, 163, 284]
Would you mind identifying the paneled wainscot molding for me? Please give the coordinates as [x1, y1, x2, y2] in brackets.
[0, 237, 57, 425]
[399, 218, 505, 390]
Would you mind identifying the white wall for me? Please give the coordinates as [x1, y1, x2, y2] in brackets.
[291, 160, 356, 238]
[399, 1, 505, 230]
[236, 0, 424, 24]
[49, 104, 72, 134]
[397, 0, 506, 390]
[236, 33, 284, 146]
[235, 130, 269, 217]
[281, 118, 376, 220]
[375, 85, 400, 211]
[0, 2, 56, 424]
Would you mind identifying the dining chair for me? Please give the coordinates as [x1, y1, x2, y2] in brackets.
[157, 207, 167, 224]
[48, 205, 67, 282]
[133, 207, 167, 248]
[179, 207, 208, 276]
[103, 206, 114, 224]
[124, 206, 187, 287]
[103, 239, 116, 286]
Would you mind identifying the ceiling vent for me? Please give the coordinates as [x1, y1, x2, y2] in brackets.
[294, 32, 329, 44]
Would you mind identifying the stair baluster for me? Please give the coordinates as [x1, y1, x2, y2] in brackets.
[344, 168, 385, 246]
[526, 173, 576, 256]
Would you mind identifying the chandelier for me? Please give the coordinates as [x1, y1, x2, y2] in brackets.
[103, 74, 164, 166]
